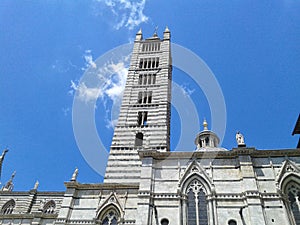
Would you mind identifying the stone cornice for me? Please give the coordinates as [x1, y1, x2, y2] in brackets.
[138, 148, 300, 159]
[0, 212, 57, 219]
[64, 182, 139, 190]
[0, 191, 65, 196]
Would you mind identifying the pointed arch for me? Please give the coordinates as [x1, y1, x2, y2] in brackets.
[179, 160, 216, 225]
[97, 206, 120, 225]
[43, 200, 56, 214]
[96, 192, 124, 225]
[179, 160, 213, 194]
[1, 199, 15, 215]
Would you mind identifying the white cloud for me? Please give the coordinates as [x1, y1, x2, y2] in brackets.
[179, 84, 195, 98]
[83, 50, 97, 69]
[71, 80, 103, 103]
[96, 0, 148, 30]
[70, 53, 131, 128]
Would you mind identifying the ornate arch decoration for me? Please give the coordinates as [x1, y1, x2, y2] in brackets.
[276, 160, 300, 225]
[1, 199, 15, 215]
[178, 159, 213, 194]
[276, 160, 300, 191]
[96, 192, 124, 224]
[43, 200, 56, 214]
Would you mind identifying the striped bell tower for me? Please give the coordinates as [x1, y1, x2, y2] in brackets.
[104, 27, 172, 183]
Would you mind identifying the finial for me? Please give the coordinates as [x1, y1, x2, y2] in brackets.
[34, 180, 39, 190]
[10, 171, 16, 180]
[70, 167, 78, 182]
[164, 26, 170, 33]
[203, 118, 208, 131]
[153, 26, 158, 37]
[137, 28, 142, 34]
[2, 171, 16, 191]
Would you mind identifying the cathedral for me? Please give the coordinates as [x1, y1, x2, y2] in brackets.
[0, 28, 300, 225]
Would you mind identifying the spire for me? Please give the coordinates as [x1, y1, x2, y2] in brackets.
[33, 180, 39, 190]
[2, 171, 16, 191]
[0, 149, 8, 180]
[163, 26, 170, 40]
[203, 118, 208, 131]
[135, 28, 143, 41]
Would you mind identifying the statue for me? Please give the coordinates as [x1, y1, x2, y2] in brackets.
[71, 167, 78, 182]
[236, 131, 246, 147]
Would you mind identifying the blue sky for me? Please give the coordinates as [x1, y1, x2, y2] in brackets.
[0, 0, 299, 191]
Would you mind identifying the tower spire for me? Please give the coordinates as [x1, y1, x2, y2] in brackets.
[135, 28, 143, 41]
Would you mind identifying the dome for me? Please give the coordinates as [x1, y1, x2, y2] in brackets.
[194, 119, 227, 151]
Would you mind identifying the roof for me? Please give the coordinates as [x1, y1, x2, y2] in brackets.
[292, 114, 300, 135]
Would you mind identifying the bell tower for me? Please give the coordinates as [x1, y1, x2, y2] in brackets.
[104, 27, 172, 183]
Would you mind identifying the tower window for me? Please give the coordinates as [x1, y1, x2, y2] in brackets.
[137, 111, 148, 126]
[138, 91, 152, 104]
[138, 92, 143, 103]
[138, 74, 156, 85]
[135, 132, 143, 147]
[141, 42, 161, 52]
[139, 58, 159, 69]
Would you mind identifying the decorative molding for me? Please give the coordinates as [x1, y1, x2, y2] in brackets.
[138, 148, 300, 160]
[178, 159, 214, 195]
[95, 192, 124, 220]
[275, 159, 300, 191]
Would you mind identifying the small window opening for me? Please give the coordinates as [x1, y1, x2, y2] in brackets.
[135, 132, 143, 147]
[161, 218, 169, 225]
[228, 219, 237, 225]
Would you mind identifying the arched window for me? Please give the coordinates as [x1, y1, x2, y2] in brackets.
[228, 219, 237, 225]
[286, 182, 300, 224]
[100, 209, 119, 225]
[186, 179, 208, 225]
[43, 200, 56, 214]
[1, 199, 15, 214]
